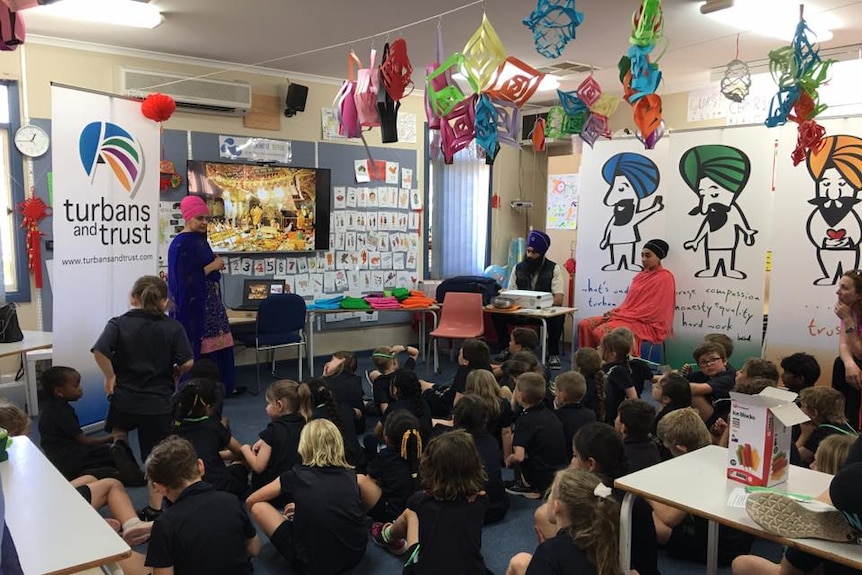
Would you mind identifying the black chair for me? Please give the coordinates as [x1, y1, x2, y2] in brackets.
[235, 293, 306, 394]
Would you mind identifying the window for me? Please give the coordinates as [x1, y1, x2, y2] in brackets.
[425, 141, 491, 278]
[0, 81, 28, 302]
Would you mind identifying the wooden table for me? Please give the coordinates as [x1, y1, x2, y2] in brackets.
[1, 436, 130, 574]
[0, 330, 53, 416]
[615, 445, 862, 574]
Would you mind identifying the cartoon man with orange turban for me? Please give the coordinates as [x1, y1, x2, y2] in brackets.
[806, 135, 862, 286]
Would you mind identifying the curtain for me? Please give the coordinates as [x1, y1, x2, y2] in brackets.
[429, 143, 491, 278]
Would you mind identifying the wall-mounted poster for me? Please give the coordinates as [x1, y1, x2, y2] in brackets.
[546, 173, 579, 230]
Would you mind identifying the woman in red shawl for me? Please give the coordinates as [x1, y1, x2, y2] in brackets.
[577, 238, 675, 354]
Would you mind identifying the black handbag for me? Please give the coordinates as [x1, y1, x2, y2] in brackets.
[0, 303, 23, 343]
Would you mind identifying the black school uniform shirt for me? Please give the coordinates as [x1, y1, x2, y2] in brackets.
[686, 366, 736, 402]
[372, 357, 416, 408]
[407, 491, 487, 575]
[471, 430, 509, 524]
[145, 481, 256, 575]
[629, 357, 655, 397]
[582, 374, 600, 417]
[525, 530, 597, 575]
[278, 466, 366, 575]
[367, 448, 416, 518]
[452, 362, 493, 395]
[620, 491, 661, 575]
[554, 403, 596, 457]
[488, 397, 514, 451]
[311, 403, 363, 467]
[92, 309, 193, 415]
[603, 361, 635, 425]
[513, 403, 568, 493]
[251, 413, 305, 491]
[38, 395, 88, 479]
[174, 417, 232, 491]
[624, 437, 661, 473]
[384, 398, 433, 444]
[324, 372, 364, 413]
[804, 422, 858, 459]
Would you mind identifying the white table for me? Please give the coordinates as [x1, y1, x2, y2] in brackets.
[0, 330, 52, 416]
[482, 306, 577, 367]
[614, 445, 862, 575]
[1, 435, 130, 574]
[229, 306, 440, 377]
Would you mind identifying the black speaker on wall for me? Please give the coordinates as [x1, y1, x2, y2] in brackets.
[285, 83, 308, 117]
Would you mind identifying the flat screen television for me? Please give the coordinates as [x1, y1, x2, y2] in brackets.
[187, 160, 331, 253]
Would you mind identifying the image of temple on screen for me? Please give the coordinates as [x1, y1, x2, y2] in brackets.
[187, 160, 331, 253]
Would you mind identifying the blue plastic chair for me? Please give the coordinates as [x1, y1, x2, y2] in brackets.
[235, 293, 306, 394]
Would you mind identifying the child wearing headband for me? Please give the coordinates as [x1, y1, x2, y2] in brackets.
[367, 344, 419, 416]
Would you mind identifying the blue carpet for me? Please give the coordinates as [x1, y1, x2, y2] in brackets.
[28, 346, 781, 574]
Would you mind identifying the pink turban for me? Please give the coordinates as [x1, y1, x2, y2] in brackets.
[180, 195, 210, 221]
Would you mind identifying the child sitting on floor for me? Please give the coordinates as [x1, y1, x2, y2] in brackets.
[616, 398, 661, 472]
[322, 351, 365, 433]
[552, 371, 596, 457]
[796, 386, 858, 467]
[779, 352, 820, 393]
[600, 331, 638, 425]
[685, 342, 736, 426]
[574, 347, 606, 421]
[367, 344, 419, 416]
[494, 326, 539, 365]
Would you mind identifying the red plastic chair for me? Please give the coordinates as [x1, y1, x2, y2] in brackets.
[428, 292, 485, 373]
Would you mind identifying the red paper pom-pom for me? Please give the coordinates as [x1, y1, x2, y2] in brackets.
[141, 93, 176, 123]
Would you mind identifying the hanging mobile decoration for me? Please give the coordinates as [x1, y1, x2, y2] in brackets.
[531, 117, 547, 151]
[17, 196, 50, 289]
[493, 99, 522, 148]
[427, 53, 469, 117]
[522, 0, 584, 59]
[140, 93, 176, 123]
[425, 26, 448, 131]
[485, 57, 546, 108]
[474, 94, 500, 162]
[462, 14, 507, 92]
[762, 5, 834, 165]
[380, 37, 414, 101]
[617, 0, 665, 149]
[441, 96, 477, 164]
[720, 35, 751, 103]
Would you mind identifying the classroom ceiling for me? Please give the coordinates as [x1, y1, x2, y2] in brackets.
[23, 0, 862, 102]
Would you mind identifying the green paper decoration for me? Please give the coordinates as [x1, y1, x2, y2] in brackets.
[426, 53, 468, 117]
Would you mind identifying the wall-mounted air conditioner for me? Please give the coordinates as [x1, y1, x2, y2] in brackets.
[118, 68, 252, 117]
[520, 109, 573, 150]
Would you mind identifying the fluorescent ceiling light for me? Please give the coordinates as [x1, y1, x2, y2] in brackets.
[703, 0, 838, 42]
[30, 0, 163, 29]
[451, 71, 560, 93]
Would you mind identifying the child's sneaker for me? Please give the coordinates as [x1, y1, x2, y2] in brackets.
[746, 492, 855, 542]
[370, 522, 408, 555]
[547, 355, 562, 370]
[505, 480, 542, 499]
[137, 505, 163, 522]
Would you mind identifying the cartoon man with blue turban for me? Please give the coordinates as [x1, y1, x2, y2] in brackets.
[600, 152, 664, 271]
[681, 145, 757, 280]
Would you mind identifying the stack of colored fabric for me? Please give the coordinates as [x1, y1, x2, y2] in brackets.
[365, 296, 401, 310]
[400, 290, 436, 309]
[307, 295, 343, 310]
[340, 296, 371, 310]
[390, 287, 411, 302]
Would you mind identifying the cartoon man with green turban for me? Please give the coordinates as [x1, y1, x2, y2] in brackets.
[681, 145, 757, 279]
[805, 135, 862, 286]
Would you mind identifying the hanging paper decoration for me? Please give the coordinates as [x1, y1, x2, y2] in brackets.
[762, 7, 834, 165]
[429, 129, 443, 161]
[425, 27, 448, 130]
[427, 53, 469, 117]
[380, 38, 414, 101]
[17, 196, 49, 289]
[522, 0, 584, 59]
[545, 106, 567, 139]
[141, 93, 176, 123]
[721, 59, 751, 103]
[474, 94, 499, 161]
[617, 0, 665, 149]
[557, 89, 588, 116]
[531, 117, 546, 151]
[441, 96, 477, 164]
[462, 14, 507, 92]
[577, 75, 602, 106]
[485, 57, 546, 108]
[334, 52, 362, 138]
[493, 99, 521, 148]
[590, 94, 621, 118]
[159, 160, 182, 192]
[580, 114, 603, 148]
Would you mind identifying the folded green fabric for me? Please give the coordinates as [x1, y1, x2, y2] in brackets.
[340, 296, 371, 310]
[392, 287, 410, 301]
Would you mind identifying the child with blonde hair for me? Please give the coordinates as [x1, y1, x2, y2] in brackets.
[246, 419, 367, 575]
[507, 468, 622, 575]
[466, 368, 514, 455]
[796, 386, 857, 467]
[242, 380, 312, 503]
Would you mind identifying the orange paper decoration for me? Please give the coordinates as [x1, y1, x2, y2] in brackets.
[485, 57, 546, 109]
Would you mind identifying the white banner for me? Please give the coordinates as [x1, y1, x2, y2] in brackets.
[766, 118, 862, 382]
[52, 86, 160, 425]
[577, 128, 773, 365]
[218, 135, 292, 163]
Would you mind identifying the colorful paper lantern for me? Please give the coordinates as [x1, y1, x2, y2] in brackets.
[633, 93, 662, 141]
[462, 14, 507, 92]
[720, 59, 751, 103]
[562, 111, 589, 135]
[426, 53, 468, 117]
[630, 0, 663, 47]
[424, 28, 447, 130]
[545, 106, 567, 139]
[590, 93, 621, 118]
[485, 57, 546, 108]
[522, 0, 584, 59]
[493, 99, 521, 147]
[531, 117, 547, 151]
[474, 94, 499, 160]
[557, 88, 588, 116]
[577, 75, 602, 107]
[441, 96, 477, 164]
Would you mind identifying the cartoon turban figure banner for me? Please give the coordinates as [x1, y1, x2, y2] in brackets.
[52, 85, 160, 425]
[766, 117, 862, 384]
[665, 128, 772, 366]
[575, 138, 670, 328]
[577, 127, 773, 366]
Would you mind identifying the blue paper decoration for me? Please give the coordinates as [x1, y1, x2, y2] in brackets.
[475, 95, 500, 160]
[523, 0, 584, 59]
[556, 89, 588, 116]
[626, 44, 662, 103]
